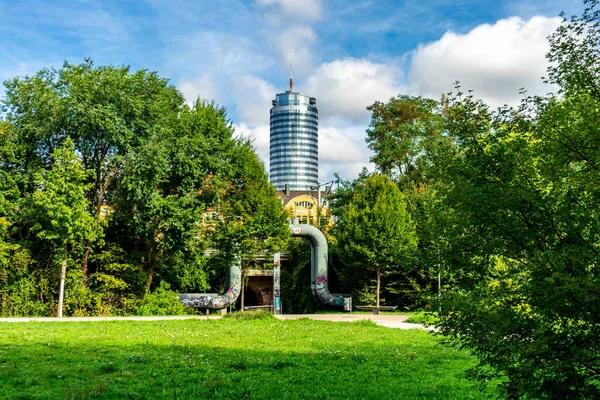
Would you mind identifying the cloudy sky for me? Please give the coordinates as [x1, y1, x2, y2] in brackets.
[0, 0, 583, 182]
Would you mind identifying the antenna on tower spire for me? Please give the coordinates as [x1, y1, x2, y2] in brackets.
[289, 62, 293, 90]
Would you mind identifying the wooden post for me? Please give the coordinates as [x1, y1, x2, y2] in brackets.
[58, 259, 67, 318]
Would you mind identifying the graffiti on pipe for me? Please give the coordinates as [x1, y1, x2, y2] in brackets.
[179, 265, 241, 310]
[312, 276, 344, 307]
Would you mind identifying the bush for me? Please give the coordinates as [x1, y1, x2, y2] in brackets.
[0, 278, 51, 317]
[222, 310, 275, 320]
[405, 311, 438, 325]
[64, 268, 141, 316]
[135, 281, 186, 316]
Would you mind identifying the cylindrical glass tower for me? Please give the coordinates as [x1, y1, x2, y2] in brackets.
[269, 90, 318, 190]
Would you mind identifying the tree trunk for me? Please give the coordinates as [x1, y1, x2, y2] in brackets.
[58, 259, 67, 318]
[376, 267, 381, 308]
[145, 270, 153, 295]
[145, 248, 162, 294]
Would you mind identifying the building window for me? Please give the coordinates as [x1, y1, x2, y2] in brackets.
[295, 201, 313, 208]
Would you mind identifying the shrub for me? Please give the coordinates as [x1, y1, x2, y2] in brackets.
[135, 281, 186, 316]
[0, 277, 51, 317]
[405, 311, 438, 325]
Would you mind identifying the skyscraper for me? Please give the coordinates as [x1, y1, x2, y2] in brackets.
[269, 71, 318, 191]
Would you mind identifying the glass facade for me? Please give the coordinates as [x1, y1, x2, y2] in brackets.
[269, 90, 318, 190]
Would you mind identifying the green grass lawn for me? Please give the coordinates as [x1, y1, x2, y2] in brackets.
[0, 318, 497, 399]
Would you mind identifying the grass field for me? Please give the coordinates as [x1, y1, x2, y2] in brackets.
[0, 317, 497, 399]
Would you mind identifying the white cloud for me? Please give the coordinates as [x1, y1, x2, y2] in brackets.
[230, 75, 276, 168]
[320, 161, 372, 183]
[178, 74, 219, 104]
[276, 25, 317, 75]
[318, 125, 373, 181]
[319, 126, 370, 164]
[302, 58, 405, 122]
[257, 0, 323, 22]
[409, 16, 561, 109]
[231, 75, 277, 127]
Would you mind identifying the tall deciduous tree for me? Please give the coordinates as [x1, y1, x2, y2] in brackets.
[0, 122, 18, 265]
[335, 174, 417, 307]
[366, 96, 449, 190]
[116, 100, 289, 294]
[30, 139, 100, 317]
[115, 100, 227, 294]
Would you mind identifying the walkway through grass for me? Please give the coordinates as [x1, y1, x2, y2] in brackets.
[0, 318, 497, 399]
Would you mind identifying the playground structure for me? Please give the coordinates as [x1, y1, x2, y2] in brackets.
[179, 223, 352, 312]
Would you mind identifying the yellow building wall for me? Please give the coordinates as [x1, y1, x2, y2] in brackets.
[284, 194, 330, 226]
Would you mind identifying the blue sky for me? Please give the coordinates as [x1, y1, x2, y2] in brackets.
[0, 0, 583, 181]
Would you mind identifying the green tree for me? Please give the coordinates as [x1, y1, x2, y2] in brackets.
[280, 238, 325, 314]
[328, 170, 370, 219]
[0, 122, 18, 266]
[115, 100, 289, 294]
[438, 88, 600, 400]
[2, 59, 184, 278]
[335, 174, 417, 307]
[114, 100, 219, 294]
[362, 95, 457, 307]
[30, 139, 100, 317]
[432, 2, 600, 397]
[210, 139, 290, 266]
[0, 121, 46, 316]
[365, 95, 452, 190]
[1, 60, 289, 315]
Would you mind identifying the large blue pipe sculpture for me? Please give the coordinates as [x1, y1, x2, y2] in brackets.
[178, 264, 241, 309]
[289, 223, 352, 311]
